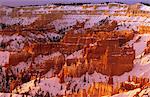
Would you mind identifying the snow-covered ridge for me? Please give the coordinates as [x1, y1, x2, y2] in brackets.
[12, 72, 108, 96]
[1, 3, 150, 31]
[0, 32, 62, 52]
[13, 77, 66, 96]
[53, 15, 150, 31]
[10, 3, 149, 17]
[10, 3, 148, 12]
[140, 4, 150, 12]
[0, 16, 38, 26]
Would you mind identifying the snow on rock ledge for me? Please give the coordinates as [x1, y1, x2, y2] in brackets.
[0, 93, 31, 97]
[0, 51, 10, 66]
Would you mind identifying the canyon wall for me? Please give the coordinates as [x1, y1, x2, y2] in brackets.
[60, 38, 135, 80]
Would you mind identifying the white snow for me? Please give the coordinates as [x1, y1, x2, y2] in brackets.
[128, 34, 150, 58]
[66, 49, 83, 59]
[0, 93, 31, 97]
[1, 16, 38, 26]
[111, 88, 141, 97]
[53, 15, 150, 31]
[65, 72, 108, 92]
[139, 87, 150, 97]
[42, 69, 55, 78]
[13, 71, 108, 96]
[111, 87, 150, 97]
[140, 5, 150, 12]
[0, 51, 10, 66]
[13, 77, 66, 96]
[1, 35, 25, 51]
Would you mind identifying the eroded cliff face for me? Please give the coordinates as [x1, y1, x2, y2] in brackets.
[59, 39, 135, 80]
[65, 82, 113, 97]
[1, 3, 150, 96]
[138, 26, 150, 34]
[2, 20, 135, 80]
